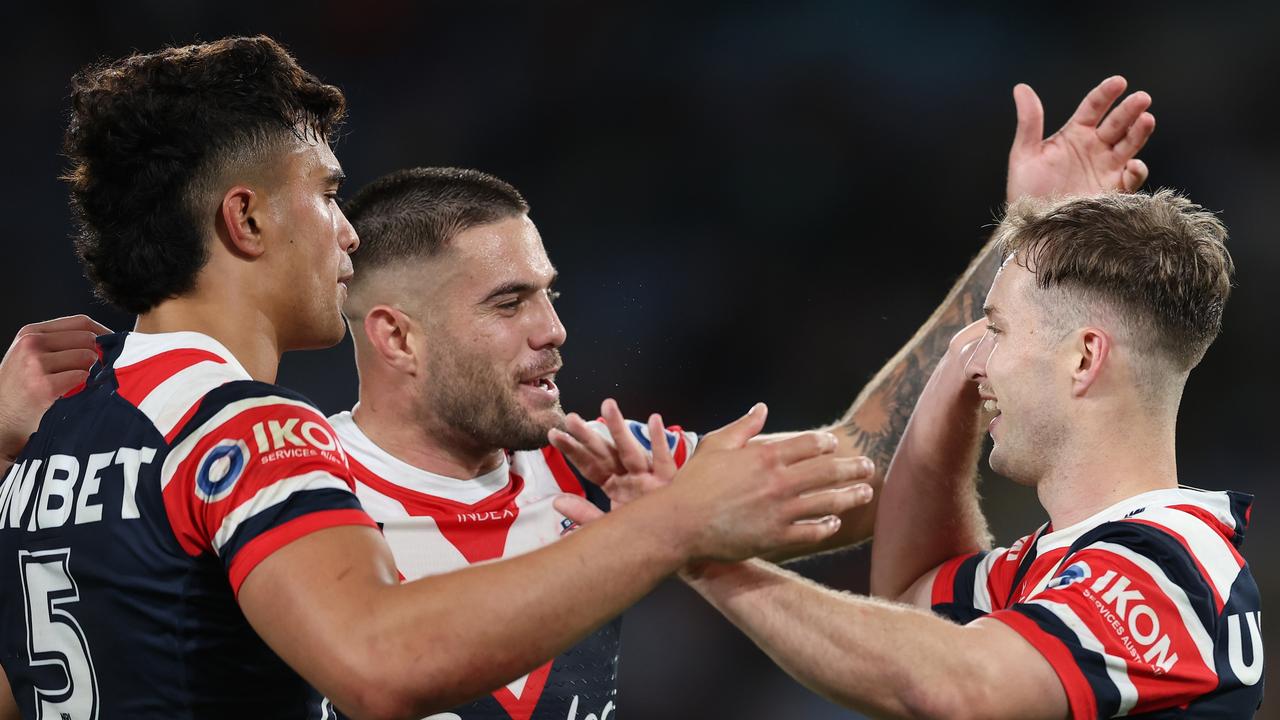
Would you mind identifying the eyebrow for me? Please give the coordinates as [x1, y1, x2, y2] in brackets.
[482, 272, 558, 303]
[983, 304, 1002, 320]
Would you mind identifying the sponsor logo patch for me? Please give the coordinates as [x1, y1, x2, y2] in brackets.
[195, 439, 250, 502]
[1048, 560, 1091, 589]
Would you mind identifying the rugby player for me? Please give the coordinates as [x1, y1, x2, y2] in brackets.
[567, 191, 1261, 718]
[0, 36, 873, 719]
[324, 75, 1156, 719]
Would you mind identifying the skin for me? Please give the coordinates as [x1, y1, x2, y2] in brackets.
[555, 77, 1166, 719]
[3, 131, 872, 720]
[554, 75, 1157, 557]
[0, 315, 110, 474]
[347, 215, 568, 479]
[135, 138, 357, 380]
[0, 75, 1157, 717]
[662, 253, 1189, 720]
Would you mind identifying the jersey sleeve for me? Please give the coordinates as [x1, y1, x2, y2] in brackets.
[929, 531, 1034, 622]
[159, 383, 377, 594]
[584, 418, 698, 468]
[986, 521, 1227, 719]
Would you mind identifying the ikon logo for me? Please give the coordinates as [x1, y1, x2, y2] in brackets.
[1088, 570, 1178, 673]
[249, 418, 338, 453]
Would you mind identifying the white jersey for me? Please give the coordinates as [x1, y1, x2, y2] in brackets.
[327, 411, 697, 720]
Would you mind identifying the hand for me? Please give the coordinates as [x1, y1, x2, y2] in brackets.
[548, 398, 677, 507]
[557, 403, 876, 562]
[0, 315, 109, 462]
[1006, 76, 1155, 203]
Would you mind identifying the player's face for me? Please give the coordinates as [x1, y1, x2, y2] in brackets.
[266, 140, 358, 350]
[419, 215, 566, 451]
[967, 261, 1069, 485]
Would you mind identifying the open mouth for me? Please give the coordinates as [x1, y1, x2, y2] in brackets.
[519, 370, 560, 402]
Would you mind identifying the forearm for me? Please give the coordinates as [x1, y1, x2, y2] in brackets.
[686, 560, 1010, 720]
[790, 237, 1003, 553]
[377, 497, 686, 712]
[869, 346, 990, 601]
[247, 495, 691, 720]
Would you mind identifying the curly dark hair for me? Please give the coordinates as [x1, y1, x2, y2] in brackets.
[63, 35, 346, 313]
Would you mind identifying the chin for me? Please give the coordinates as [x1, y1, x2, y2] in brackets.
[988, 447, 1038, 487]
[292, 315, 349, 351]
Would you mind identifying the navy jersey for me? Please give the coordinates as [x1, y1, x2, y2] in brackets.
[0, 331, 377, 719]
[321, 411, 697, 720]
[931, 487, 1263, 718]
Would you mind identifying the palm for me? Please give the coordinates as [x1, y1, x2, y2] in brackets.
[1006, 76, 1154, 203]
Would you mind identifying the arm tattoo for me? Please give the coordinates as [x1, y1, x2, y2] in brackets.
[840, 240, 1003, 472]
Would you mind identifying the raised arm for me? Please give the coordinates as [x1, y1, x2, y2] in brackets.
[821, 75, 1154, 546]
[868, 319, 992, 601]
[552, 77, 1155, 553]
[239, 405, 874, 720]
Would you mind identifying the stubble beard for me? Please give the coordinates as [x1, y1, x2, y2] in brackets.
[426, 346, 565, 454]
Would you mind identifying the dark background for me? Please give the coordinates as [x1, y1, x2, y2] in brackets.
[6, 2, 1277, 717]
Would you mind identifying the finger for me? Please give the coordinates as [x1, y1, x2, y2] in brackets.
[553, 494, 606, 526]
[789, 482, 875, 520]
[548, 428, 608, 484]
[44, 369, 91, 399]
[649, 413, 677, 479]
[601, 399, 650, 475]
[763, 430, 839, 468]
[1067, 75, 1127, 129]
[1010, 83, 1045, 154]
[778, 515, 843, 546]
[949, 318, 988, 352]
[785, 454, 876, 493]
[40, 348, 99, 374]
[1095, 90, 1152, 146]
[698, 403, 767, 451]
[29, 330, 100, 353]
[18, 314, 111, 338]
[1112, 111, 1156, 162]
[565, 412, 624, 476]
[1121, 158, 1149, 193]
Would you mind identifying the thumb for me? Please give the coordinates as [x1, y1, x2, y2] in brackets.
[698, 402, 768, 452]
[1011, 83, 1045, 154]
[554, 494, 606, 527]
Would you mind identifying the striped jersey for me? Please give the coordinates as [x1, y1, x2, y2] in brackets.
[326, 410, 698, 720]
[931, 487, 1262, 718]
[0, 331, 376, 719]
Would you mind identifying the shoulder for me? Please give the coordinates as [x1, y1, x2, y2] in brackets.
[108, 332, 258, 442]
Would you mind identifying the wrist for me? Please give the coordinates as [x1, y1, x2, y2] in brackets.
[617, 488, 705, 572]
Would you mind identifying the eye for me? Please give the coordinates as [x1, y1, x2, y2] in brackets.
[985, 324, 1002, 335]
[496, 297, 522, 312]
[547, 289, 561, 303]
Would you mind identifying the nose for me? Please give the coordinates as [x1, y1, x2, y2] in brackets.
[530, 293, 567, 350]
[338, 207, 360, 254]
[965, 331, 996, 384]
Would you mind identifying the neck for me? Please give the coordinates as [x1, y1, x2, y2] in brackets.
[352, 397, 504, 480]
[135, 293, 283, 383]
[1036, 416, 1178, 529]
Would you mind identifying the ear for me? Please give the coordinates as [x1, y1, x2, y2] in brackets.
[218, 185, 266, 258]
[1071, 327, 1112, 397]
[362, 305, 420, 376]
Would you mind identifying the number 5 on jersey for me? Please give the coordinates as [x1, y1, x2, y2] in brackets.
[19, 548, 99, 720]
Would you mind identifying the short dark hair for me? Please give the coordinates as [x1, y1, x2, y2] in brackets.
[996, 190, 1233, 371]
[63, 35, 346, 313]
[342, 167, 529, 283]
